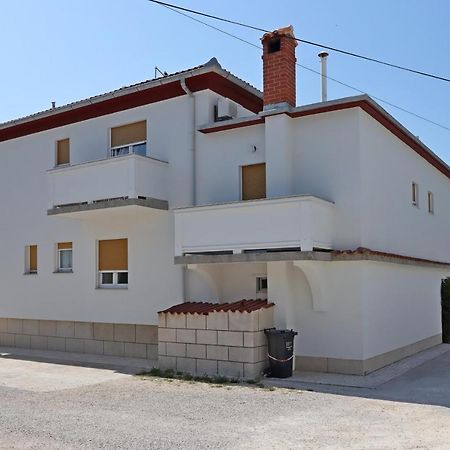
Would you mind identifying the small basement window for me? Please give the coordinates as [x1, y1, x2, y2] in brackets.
[256, 277, 268, 293]
[428, 191, 434, 214]
[412, 182, 418, 206]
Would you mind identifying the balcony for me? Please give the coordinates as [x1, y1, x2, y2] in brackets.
[174, 195, 335, 258]
[47, 154, 168, 216]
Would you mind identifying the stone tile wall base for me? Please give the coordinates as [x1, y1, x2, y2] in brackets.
[295, 334, 443, 375]
[0, 318, 158, 360]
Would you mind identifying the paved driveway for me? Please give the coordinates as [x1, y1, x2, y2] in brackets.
[0, 351, 450, 449]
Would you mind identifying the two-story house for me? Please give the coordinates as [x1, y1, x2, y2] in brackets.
[0, 26, 449, 376]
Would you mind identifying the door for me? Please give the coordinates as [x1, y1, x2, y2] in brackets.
[241, 163, 266, 200]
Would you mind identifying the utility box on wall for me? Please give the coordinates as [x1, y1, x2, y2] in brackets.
[158, 300, 274, 379]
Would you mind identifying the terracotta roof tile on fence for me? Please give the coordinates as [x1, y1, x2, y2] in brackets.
[159, 299, 274, 315]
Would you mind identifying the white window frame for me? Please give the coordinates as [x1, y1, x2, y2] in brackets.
[256, 276, 268, 294]
[57, 248, 73, 272]
[428, 191, 434, 214]
[98, 270, 128, 288]
[109, 140, 147, 158]
[412, 182, 419, 206]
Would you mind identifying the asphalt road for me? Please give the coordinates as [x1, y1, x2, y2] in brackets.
[0, 355, 450, 449]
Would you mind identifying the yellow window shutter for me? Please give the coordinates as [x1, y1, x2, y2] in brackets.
[57, 242, 72, 250]
[29, 245, 37, 272]
[98, 239, 128, 271]
[56, 138, 70, 165]
[111, 121, 146, 147]
[242, 163, 266, 200]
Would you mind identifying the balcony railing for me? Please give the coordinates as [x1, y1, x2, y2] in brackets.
[47, 154, 168, 214]
[174, 195, 335, 256]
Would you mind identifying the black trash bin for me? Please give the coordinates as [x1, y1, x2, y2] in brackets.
[264, 328, 298, 378]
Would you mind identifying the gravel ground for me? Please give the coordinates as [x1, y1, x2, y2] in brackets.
[1, 372, 450, 450]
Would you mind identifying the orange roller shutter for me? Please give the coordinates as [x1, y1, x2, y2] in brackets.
[56, 139, 70, 165]
[29, 245, 37, 272]
[111, 121, 146, 147]
[57, 242, 72, 250]
[242, 163, 266, 200]
[98, 239, 128, 271]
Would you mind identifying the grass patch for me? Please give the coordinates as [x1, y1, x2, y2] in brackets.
[138, 367, 265, 387]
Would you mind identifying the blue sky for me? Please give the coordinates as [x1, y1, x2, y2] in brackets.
[1, 1, 449, 161]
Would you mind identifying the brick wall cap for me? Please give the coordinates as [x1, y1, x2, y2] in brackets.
[159, 299, 274, 315]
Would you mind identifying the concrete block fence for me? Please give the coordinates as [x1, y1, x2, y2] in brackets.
[0, 318, 158, 359]
[158, 304, 274, 379]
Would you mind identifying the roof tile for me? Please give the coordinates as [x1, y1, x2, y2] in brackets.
[159, 299, 274, 315]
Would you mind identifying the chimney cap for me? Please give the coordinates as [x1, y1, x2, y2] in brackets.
[318, 51, 329, 58]
[261, 25, 297, 45]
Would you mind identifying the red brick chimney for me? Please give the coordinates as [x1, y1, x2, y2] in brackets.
[261, 25, 297, 109]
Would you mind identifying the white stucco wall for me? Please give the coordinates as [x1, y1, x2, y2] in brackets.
[362, 261, 445, 359]
[359, 109, 450, 261]
[0, 89, 240, 324]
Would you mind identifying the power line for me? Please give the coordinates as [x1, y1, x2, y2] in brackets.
[148, 0, 450, 83]
[154, 0, 450, 133]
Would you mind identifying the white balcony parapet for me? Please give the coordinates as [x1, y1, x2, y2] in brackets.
[174, 195, 335, 256]
[47, 154, 168, 215]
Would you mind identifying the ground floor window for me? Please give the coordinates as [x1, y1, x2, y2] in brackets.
[99, 270, 128, 287]
[98, 238, 128, 288]
[256, 276, 268, 294]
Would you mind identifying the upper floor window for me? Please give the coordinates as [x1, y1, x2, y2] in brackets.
[98, 238, 128, 288]
[412, 182, 418, 206]
[110, 121, 146, 158]
[428, 191, 434, 214]
[56, 138, 70, 166]
[57, 242, 73, 272]
[25, 245, 38, 274]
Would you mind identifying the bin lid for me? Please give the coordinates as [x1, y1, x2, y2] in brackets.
[264, 328, 298, 336]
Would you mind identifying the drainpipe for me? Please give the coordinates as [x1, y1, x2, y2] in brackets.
[180, 78, 196, 206]
[180, 78, 196, 303]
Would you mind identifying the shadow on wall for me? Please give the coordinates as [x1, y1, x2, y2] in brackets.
[442, 278, 450, 344]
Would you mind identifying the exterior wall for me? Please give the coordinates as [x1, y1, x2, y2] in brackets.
[196, 124, 266, 205]
[186, 263, 267, 303]
[0, 318, 158, 359]
[0, 89, 250, 328]
[359, 110, 450, 261]
[362, 261, 445, 359]
[288, 109, 363, 250]
[267, 261, 364, 362]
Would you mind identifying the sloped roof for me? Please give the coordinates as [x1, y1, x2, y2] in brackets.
[0, 57, 263, 142]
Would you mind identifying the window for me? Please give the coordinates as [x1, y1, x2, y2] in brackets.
[98, 238, 128, 288]
[26, 245, 38, 274]
[241, 163, 266, 200]
[57, 242, 73, 272]
[412, 182, 418, 206]
[110, 121, 146, 157]
[56, 138, 70, 166]
[256, 276, 268, 293]
[428, 191, 434, 214]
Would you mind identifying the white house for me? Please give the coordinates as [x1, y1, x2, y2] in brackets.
[0, 25, 449, 375]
